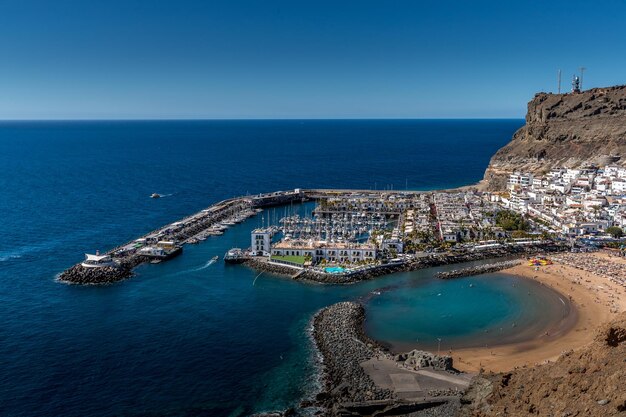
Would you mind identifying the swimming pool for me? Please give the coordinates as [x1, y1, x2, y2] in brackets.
[324, 267, 345, 274]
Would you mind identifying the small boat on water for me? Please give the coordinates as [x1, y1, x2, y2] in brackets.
[224, 248, 246, 264]
[211, 255, 219, 262]
[151, 193, 161, 199]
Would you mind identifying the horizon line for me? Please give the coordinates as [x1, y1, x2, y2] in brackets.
[0, 117, 525, 122]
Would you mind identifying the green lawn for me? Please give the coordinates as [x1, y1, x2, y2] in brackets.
[270, 255, 307, 265]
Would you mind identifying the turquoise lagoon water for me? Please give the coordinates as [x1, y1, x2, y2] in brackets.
[364, 269, 569, 352]
[0, 119, 547, 417]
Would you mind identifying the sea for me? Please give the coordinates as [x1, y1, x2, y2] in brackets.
[0, 119, 553, 417]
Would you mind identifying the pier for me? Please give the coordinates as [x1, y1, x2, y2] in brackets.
[59, 189, 308, 284]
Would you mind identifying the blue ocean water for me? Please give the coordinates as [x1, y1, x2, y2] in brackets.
[0, 120, 529, 417]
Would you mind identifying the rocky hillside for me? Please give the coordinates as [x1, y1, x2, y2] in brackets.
[459, 312, 626, 417]
[482, 85, 626, 190]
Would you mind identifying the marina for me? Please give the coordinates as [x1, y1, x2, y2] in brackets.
[59, 189, 308, 284]
[60, 187, 573, 285]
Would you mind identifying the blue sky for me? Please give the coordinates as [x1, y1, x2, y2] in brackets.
[0, 0, 625, 119]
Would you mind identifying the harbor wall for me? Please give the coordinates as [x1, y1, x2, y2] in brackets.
[435, 259, 522, 279]
[244, 242, 568, 285]
[60, 189, 307, 285]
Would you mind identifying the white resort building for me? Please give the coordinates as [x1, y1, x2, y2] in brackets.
[251, 228, 272, 256]
[270, 239, 377, 264]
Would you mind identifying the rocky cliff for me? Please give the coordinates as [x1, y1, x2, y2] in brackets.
[482, 85, 626, 190]
[460, 312, 626, 417]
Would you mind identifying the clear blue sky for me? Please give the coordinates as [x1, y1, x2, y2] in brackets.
[1, 0, 625, 119]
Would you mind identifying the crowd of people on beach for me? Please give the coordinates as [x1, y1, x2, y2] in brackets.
[552, 252, 626, 289]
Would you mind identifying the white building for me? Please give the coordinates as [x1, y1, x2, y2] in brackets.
[508, 172, 533, 188]
[81, 253, 118, 268]
[612, 180, 626, 194]
[271, 240, 377, 263]
[251, 228, 272, 256]
[382, 238, 404, 254]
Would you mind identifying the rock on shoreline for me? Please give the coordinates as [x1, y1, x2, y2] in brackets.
[57, 257, 145, 284]
[394, 350, 454, 372]
[309, 302, 465, 417]
[435, 260, 522, 280]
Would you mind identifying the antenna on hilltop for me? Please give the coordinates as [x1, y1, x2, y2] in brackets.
[579, 67, 586, 90]
[557, 69, 561, 94]
[572, 74, 581, 93]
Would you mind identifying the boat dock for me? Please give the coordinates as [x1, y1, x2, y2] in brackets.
[59, 189, 309, 284]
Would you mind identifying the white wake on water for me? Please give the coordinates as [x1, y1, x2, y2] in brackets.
[169, 258, 217, 277]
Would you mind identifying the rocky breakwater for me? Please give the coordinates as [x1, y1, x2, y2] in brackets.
[436, 259, 521, 280]
[58, 265, 130, 284]
[481, 85, 626, 191]
[57, 256, 146, 284]
[312, 302, 395, 413]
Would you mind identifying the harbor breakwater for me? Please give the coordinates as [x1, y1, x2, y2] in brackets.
[435, 259, 522, 280]
[58, 190, 307, 284]
[308, 302, 463, 417]
[312, 302, 394, 408]
[59, 185, 567, 286]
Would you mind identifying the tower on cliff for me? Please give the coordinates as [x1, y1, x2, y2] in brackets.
[571, 75, 581, 93]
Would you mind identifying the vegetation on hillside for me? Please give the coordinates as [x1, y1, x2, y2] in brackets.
[495, 210, 530, 231]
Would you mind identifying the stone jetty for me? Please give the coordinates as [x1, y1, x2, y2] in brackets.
[59, 189, 307, 285]
[312, 302, 395, 410]
[435, 259, 522, 280]
[309, 302, 469, 417]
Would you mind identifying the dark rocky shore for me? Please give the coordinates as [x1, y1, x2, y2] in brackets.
[312, 302, 395, 407]
[304, 302, 467, 417]
[435, 260, 522, 280]
[57, 256, 146, 284]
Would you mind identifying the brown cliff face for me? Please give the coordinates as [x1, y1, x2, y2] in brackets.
[460, 312, 626, 417]
[482, 85, 626, 190]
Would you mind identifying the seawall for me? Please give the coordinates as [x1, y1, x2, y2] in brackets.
[244, 242, 568, 285]
[59, 190, 308, 284]
[436, 259, 522, 279]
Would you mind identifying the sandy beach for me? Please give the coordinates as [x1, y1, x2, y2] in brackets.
[451, 255, 626, 373]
